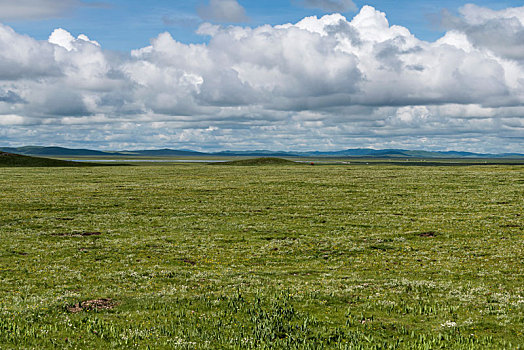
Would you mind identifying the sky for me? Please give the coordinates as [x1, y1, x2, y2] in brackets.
[0, 0, 523, 152]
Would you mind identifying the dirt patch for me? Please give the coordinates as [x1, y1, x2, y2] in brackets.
[180, 258, 196, 266]
[67, 298, 116, 313]
[79, 232, 102, 236]
[55, 231, 102, 237]
[419, 231, 437, 237]
[12, 251, 28, 256]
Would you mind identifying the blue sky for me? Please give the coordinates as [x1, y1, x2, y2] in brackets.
[0, 0, 523, 152]
[4, 0, 518, 51]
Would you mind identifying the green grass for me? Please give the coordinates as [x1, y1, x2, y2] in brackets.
[0, 164, 523, 349]
[0, 152, 99, 167]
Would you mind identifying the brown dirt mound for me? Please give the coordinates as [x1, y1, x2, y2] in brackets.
[67, 298, 116, 313]
[419, 231, 437, 237]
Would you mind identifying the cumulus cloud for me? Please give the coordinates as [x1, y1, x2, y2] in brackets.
[49, 28, 100, 51]
[442, 4, 524, 62]
[0, 5, 523, 152]
[0, 23, 61, 80]
[197, 0, 248, 23]
[300, 0, 357, 13]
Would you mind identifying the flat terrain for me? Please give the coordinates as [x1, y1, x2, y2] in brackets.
[0, 164, 522, 349]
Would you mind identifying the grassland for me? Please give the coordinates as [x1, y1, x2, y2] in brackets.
[0, 164, 522, 349]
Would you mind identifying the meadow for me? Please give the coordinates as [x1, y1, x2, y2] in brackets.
[0, 163, 522, 349]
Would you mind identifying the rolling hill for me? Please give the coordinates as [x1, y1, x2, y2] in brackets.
[1, 146, 523, 159]
[0, 152, 99, 167]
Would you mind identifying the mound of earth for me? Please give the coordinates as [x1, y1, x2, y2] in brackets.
[213, 157, 300, 166]
[0, 152, 96, 167]
[67, 298, 116, 313]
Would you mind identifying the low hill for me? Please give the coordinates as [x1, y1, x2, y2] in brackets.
[1, 146, 209, 157]
[0, 146, 114, 156]
[213, 157, 300, 166]
[2, 146, 524, 159]
[0, 152, 97, 167]
[214, 150, 299, 157]
[122, 149, 208, 157]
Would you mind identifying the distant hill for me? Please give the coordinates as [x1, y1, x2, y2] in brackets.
[302, 148, 524, 158]
[1, 146, 523, 159]
[120, 149, 208, 157]
[213, 158, 300, 166]
[0, 152, 97, 167]
[0, 146, 114, 157]
[214, 150, 299, 157]
[0, 146, 207, 157]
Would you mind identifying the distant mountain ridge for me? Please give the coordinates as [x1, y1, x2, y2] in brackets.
[0, 146, 114, 156]
[1, 146, 523, 159]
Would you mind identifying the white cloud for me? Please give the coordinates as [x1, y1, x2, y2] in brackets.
[49, 28, 77, 51]
[0, 23, 60, 79]
[0, 0, 86, 21]
[459, 4, 524, 26]
[0, 5, 523, 152]
[49, 28, 100, 51]
[197, 0, 248, 23]
[0, 114, 27, 125]
[300, 0, 357, 13]
[442, 4, 524, 62]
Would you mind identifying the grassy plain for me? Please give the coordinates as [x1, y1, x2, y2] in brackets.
[0, 163, 523, 349]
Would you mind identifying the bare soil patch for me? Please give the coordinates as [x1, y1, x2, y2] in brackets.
[67, 298, 116, 313]
[54, 231, 102, 237]
[180, 258, 197, 266]
[419, 231, 437, 237]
